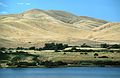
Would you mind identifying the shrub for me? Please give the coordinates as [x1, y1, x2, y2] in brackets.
[0, 53, 10, 60]
[0, 47, 6, 51]
[84, 52, 88, 55]
[29, 46, 36, 50]
[43, 43, 55, 50]
[94, 53, 98, 56]
[42, 61, 67, 68]
[54, 49, 61, 52]
[98, 56, 109, 58]
[63, 52, 66, 54]
[11, 55, 24, 63]
[111, 44, 120, 49]
[43, 43, 68, 50]
[81, 43, 91, 48]
[101, 43, 109, 48]
[16, 47, 25, 50]
[71, 46, 77, 50]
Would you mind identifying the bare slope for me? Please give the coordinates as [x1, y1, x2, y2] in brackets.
[0, 9, 119, 47]
[92, 23, 120, 43]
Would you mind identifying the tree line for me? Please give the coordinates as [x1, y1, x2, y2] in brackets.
[101, 43, 120, 48]
[0, 43, 120, 52]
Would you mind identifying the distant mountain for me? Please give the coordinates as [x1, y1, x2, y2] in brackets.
[0, 9, 120, 47]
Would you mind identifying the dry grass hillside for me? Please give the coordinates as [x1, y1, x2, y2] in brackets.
[92, 23, 120, 43]
[0, 9, 120, 47]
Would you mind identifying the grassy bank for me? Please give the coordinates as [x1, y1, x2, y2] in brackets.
[0, 50, 120, 68]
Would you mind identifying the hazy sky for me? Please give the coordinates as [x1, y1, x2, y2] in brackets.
[0, 0, 120, 22]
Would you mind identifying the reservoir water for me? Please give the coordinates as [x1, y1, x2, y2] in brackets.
[0, 67, 120, 78]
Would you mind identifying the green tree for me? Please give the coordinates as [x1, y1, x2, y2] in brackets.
[43, 43, 55, 50]
[29, 46, 36, 50]
[0, 47, 6, 51]
[11, 55, 24, 63]
[0, 53, 10, 60]
[101, 43, 109, 48]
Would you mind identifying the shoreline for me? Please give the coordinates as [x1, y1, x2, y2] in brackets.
[1, 65, 120, 68]
[1, 62, 120, 68]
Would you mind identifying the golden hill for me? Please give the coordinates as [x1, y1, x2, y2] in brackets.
[0, 9, 120, 47]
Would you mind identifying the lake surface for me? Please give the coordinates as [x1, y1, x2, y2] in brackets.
[0, 67, 120, 78]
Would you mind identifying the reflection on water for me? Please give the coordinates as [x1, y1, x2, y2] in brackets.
[0, 67, 120, 78]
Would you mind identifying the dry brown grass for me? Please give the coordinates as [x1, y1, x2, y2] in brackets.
[0, 9, 120, 47]
[26, 50, 120, 62]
